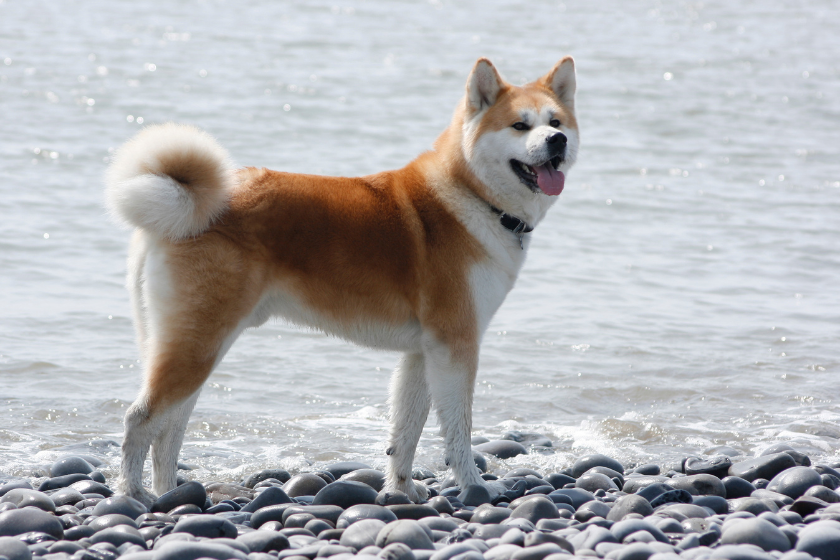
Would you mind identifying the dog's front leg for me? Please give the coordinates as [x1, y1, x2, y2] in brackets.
[423, 337, 490, 505]
[384, 352, 431, 502]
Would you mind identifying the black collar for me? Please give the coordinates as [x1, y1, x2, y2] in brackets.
[489, 205, 533, 249]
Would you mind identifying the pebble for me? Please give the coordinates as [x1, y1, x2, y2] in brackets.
[50, 456, 95, 477]
[285, 474, 330, 498]
[729, 453, 798, 482]
[472, 441, 527, 460]
[572, 454, 626, 477]
[768, 467, 824, 499]
[376, 520, 435, 550]
[2, 448, 840, 560]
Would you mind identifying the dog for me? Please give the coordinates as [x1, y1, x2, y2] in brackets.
[105, 56, 578, 506]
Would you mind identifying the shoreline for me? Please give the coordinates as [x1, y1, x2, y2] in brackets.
[2, 439, 840, 560]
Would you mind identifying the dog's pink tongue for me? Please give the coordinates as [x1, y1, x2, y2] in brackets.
[535, 164, 565, 196]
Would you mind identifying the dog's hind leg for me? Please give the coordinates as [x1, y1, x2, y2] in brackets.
[150, 391, 199, 496]
[384, 352, 430, 502]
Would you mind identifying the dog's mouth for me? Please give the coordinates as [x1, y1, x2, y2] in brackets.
[510, 156, 565, 196]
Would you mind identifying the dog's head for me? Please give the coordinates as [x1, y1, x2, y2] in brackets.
[458, 57, 578, 225]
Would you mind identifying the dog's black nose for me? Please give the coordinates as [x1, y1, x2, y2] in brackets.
[547, 132, 567, 146]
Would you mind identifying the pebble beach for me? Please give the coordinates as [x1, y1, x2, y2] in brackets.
[3, 436, 840, 560]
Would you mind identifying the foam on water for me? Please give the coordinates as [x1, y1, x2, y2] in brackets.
[1, 0, 839, 481]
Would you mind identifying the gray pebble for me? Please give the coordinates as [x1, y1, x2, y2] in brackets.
[684, 456, 732, 479]
[708, 543, 776, 559]
[172, 514, 237, 538]
[87, 514, 138, 531]
[510, 496, 559, 524]
[804, 485, 840, 503]
[0, 536, 31, 560]
[88, 525, 147, 549]
[340, 518, 387, 550]
[49, 488, 85, 508]
[795, 520, 840, 560]
[313, 481, 378, 509]
[91, 496, 147, 519]
[607, 494, 654, 521]
[729, 454, 797, 483]
[572, 454, 625, 478]
[38, 474, 92, 492]
[0, 507, 63, 538]
[575, 499, 612, 522]
[616, 542, 657, 560]
[510, 542, 565, 560]
[612, 519, 670, 543]
[337, 504, 398, 528]
[151, 481, 207, 513]
[575, 472, 618, 493]
[50, 457, 94, 478]
[340, 469, 386, 492]
[0, 489, 55, 512]
[376, 520, 435, 550]
[622, 477, 670, 494]
[243, 469, 292, 488]
[723, 477, 757, 499]
[767, 467, 823, 500]
[471, 506, 511, 524]
[548, 488, 594, 509]
[153, 540, 248, 560]
[473, 441, 527, 459]
[667, 475, 726, 498]
[720, 518, 791, 552]
[325, 462, 373, 479]
[284, 474, 329, 498]
[240, 485, 293, 512]
[69, 480, 113, 497]
[376, 490, 412, 506]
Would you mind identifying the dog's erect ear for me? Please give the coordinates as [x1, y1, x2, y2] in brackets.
[466, 58, 506, 113]
[541, 56, 576, 110]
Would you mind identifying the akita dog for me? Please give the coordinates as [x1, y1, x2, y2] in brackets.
[106, 56, 578, 506]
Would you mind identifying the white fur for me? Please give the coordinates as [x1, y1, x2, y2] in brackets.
[105, 124, 235, 240]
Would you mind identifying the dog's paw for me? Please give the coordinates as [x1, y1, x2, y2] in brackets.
[119, 485, 158, 509]
[409, 480, 430, 503]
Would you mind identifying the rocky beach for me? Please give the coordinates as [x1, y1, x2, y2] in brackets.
[3, 436, 840, 560]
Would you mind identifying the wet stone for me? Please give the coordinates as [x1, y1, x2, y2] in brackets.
[572, 454, 625, 477]
[804, 485, 840, 503]
[548, 488, 594, 509]
[684, 456, 732, 478]
[544, 473, 575, 489]
[153, 540, 248, 560]
[623, 477, 670, 494]
[427, 497, 454, 516]
[724, 476, 757, 499]
[510, 496, 559, 524]
[607, 494, 654, 521]
[729, 453, 797, 483]
[240, 485, 293, 512]
[313, 480, 378, 509]
[151, 481, 206, 513]
[471, 506, 511, 524]
[92, 496, 147, 519]
[376, 520, 435, 550]
[380, 542, 417, 560]
[575, 472, 618, 493]
[473, 440, 527, 459]
[284, 474, 329, 498]
[340, 469, 386, 492]
[88, 514, 138, 532]
[172, 514, 237, 538]
[243, 469, 292, 488]
[502, 431, 553, 448]
[760, 444, 811, 466]
[0, 507, 63, 539]
[458, 484, 492, 507]
[0, 489, 55, 512]
[767, 467, 823, 499]
[39, 474, 92, 492]
[236, 530, 290, 553]
[337, 504, 398, 528]
[49, 488, 85, 508]
[693, 495, 728, 515]
[89, 525, 147, 549]
[50, 457, 95, 478]
[0, 535, 31, 560]
[387, 505, 440, 520]
[70, 480, 114, 498]
[325, 462, 372, 479]
[575, 499, 612, 522]
[667, 474, 726, 497]
[720, 518, 791, 552]
[339, 518, 387, 552]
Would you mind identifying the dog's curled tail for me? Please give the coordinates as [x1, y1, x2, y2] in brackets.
[105, 123, 235, 240]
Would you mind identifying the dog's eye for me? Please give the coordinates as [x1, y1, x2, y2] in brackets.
[549, 119, 561, 128]
[512, 122, 529, 131]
